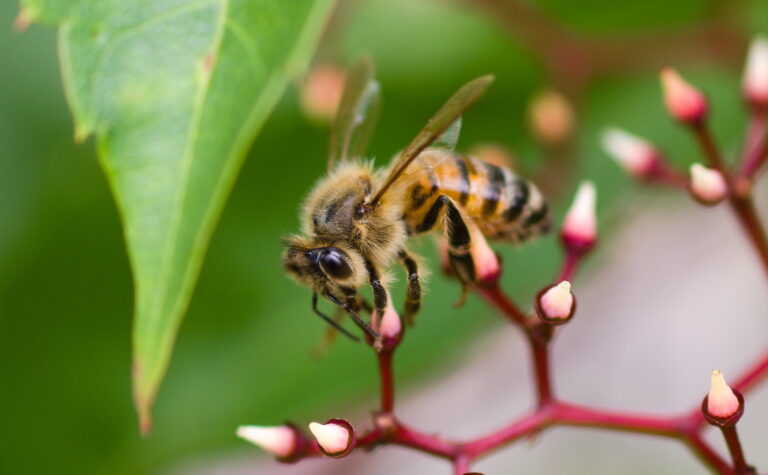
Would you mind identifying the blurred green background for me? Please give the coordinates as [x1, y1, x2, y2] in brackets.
[1, 0, 766, 473]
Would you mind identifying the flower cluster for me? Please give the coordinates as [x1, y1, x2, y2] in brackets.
[237, 37, 768, 474]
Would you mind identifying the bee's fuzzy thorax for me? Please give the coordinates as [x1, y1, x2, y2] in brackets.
[300, 160, 408, 269]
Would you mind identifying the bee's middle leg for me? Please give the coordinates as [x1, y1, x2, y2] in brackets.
[398, 250, 421, 326]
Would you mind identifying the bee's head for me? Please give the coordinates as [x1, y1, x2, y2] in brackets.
[282, 237, 366, 295]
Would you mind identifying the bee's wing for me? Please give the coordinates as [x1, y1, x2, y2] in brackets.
[367, 75, 494, 205]
[432, 116, 462, 151]
[327, 56, 382, 170]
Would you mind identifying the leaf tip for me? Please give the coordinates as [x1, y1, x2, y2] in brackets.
[139, 411, 153, 437]
[132, 361, 154, 437]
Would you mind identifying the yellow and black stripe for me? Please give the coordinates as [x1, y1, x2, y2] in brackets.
[402, 149, 550, 242]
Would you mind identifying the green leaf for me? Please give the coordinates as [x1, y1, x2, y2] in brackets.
[20, 0, 335, 432]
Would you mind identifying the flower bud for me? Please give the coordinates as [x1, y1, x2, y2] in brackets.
[601, 128, 660, 178]
[528, 89, 574, 146]
[300, 64, 346, 123]
[743, 36, 768, 108]
[237, 425, 298, 458]
[562, 181, 597, 253]
[470, 224, 501, 285]
[660, 68, 708, 124]
[375, 294, 402, 339]
[708, 370, 739, 418]
[535, 281, 576, 324]
[702, 370, 744, 427]
[689, 163, 727, 205]
[308, 419, 355, 457]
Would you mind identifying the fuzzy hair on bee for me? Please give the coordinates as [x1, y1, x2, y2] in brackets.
[283, 161, 404, 300]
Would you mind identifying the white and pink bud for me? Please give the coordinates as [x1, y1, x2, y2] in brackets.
[374, 294, 402, 340]
[535, 281, 576, 324]
[300, 64, 346, 123]
[308, 419, 355, 457]
[743, 36, 768, 108]
[562, 181, 597, 253]
[237, 425, 299, 458]
[689, 163, 728, 205]
[470, 224, 501, 285]
[527, 89, 575, 146]
[601, 128, 661, 178]
[703, 370, 744, 426]
[660, 68, 708, 124]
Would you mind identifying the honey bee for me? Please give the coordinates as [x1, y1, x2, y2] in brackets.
[283, 58, 550, 342]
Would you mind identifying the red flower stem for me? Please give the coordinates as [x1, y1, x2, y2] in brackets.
[377, 350, 395, 414]
[691, 123, 768, 278]
[652, 165, 689, 188]
[553, 402, 682, 436]
[733, 351, 768, 393]
[530, 333, 554, 405]
[391, 422, 459, 457]
[556, 249, 580, 282]
[553, 403, 733, 473]
[293, 402, 733, 473]
[453, 454, 471, 475]
[691, 122, 729, 173]
[739, 109, 768, 178]
[462, 405, 557, 458]
[477, 284, 530, 328]
[728, 195, 768, 278]
[720, 426, 753, 474]
[685, 432, 737, 475]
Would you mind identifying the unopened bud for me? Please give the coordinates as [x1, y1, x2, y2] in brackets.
[562, 181, 597, 253]
[660, 68, 708, 124]
[375, 294, 401, 339]
[528, 89, 574, 145]
[535, 281, 575, 324]
[743, 36, 768, 108]
[470, 224, 501, 285]
[237, 425, 298, 458]
[301, 64, 346, 123]
[703, 370, 743, 425]
[689, 164, 727, 205]
[601, 128, 660, 178]
[308, 419, 355, 457]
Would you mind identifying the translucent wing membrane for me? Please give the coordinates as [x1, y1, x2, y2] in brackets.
[368, 75, 494, 205]
[327, 56, 382, 170]
[432, 116, 462, 151]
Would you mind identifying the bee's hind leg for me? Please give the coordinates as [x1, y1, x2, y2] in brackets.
[420, 195, 477, 307]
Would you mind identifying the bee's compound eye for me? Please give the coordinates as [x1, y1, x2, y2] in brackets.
[319, 249, 352, 279]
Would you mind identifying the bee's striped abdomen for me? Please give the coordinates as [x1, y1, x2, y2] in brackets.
[402, 149, 550, 242]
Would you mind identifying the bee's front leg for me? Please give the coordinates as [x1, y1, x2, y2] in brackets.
[324, 291, 380, 341]
[311, 293, 359, 342]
